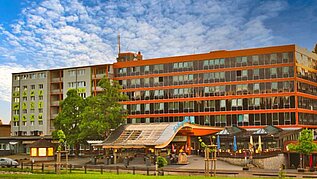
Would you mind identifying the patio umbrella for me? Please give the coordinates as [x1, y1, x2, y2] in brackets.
[249, 135, 254, 153]
[250, 135, 253, 146]
[233, 136, 237, 152]
[258, 135, 262, 152]
[217, 135, 221, 150]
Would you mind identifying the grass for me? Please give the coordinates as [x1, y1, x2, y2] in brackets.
[0, 173, 281, 179]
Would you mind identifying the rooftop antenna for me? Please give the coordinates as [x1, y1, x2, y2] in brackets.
[117, 32, 121, 55]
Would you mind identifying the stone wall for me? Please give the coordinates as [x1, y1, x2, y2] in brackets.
[219, 154, 286, 170]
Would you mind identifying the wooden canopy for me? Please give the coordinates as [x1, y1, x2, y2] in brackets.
[100, 122, 222, 149]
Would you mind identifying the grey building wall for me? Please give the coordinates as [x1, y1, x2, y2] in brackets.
[11, 71, 50, 136]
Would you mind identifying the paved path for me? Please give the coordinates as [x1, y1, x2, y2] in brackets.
[165, 155, 243, 170]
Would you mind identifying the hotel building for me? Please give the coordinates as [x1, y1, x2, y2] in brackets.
[11, 44, 317, 136]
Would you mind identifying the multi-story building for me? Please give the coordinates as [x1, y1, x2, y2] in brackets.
[116, 45, 317, 130]
[11, 44, 317, 137]
[11, 64, 113, 136]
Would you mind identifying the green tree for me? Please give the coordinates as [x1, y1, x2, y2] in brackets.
[289, 129, 317, 168]
[54, 89, 86, 156]
[79, 77, 128, 140]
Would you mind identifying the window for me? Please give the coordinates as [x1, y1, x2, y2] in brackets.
[22, 74, 28, 79]
[39, 121, 43, 125]
[23, 86, 27, 91]
[13, 110, 19, 115]
[282, 53, 289, 62]
[77, 81, 86, 87]
[144, 78, 150, 85]
[270, 54, 277, 63]
[272, 82, 278, 91]
[255, 98, 260, 106]
[30, 121, 34, 126]
[254, 83, 260, 92]
[31, 85, 35, 89]
[283, 67, 289, 77]
[39, 84, 44, 89]
[14, 75, 20, 80]
[77, 69, 85, 75]
[13, 87, 20, 92]
[241, 57, 247, 65]
[241, 70, 248, 77]
[144, 91, 150, 97]
[154, 64, 163, 72]
[271, 68, 277, 76]
[145, 104, 150, 111]
[220, 100, 226, 108]
[31, 96, 35, 101]
[69, 70, 76, 76]
[253, 69, 259, 77]
[78, 93, 86, 98]
[39, 96, 43, 100]
[14, 98, 19, 102]
[38, 73, 46, 78]
[23, 97, 27, 101]
[22, 121, 27, 126]
[144, 66, 149, 72]
[252, 56, 259, 65]
[30, 74, 36, 79]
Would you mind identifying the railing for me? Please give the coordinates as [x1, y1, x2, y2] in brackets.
[50, 101, 60, 106]
[51, 77, 63, 83]
[217, 149, 282, 159]
[51, 89, 62, 94]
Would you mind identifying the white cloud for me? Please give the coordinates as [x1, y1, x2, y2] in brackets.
[0, 0, 288, 103]
[0, 64, 34, 102]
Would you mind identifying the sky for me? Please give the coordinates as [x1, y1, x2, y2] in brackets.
[0, 0, 316, 124]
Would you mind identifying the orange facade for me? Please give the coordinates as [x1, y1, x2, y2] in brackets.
[112, 44, 317, 129]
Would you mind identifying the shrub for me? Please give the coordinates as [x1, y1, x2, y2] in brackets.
[156, 156, 167, 168]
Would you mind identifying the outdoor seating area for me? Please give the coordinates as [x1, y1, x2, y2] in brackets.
[214, 125, 301, 158]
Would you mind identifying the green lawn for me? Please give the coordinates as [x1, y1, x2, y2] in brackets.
[0, 173, 279, 179]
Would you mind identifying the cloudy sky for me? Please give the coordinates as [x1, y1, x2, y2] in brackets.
[0, 0, 316, 124]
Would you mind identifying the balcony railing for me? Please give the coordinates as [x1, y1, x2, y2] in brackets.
[51, 77, 63, 83]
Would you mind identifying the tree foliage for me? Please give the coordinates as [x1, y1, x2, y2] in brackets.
[289, 129, 317, 155]
[54, 89, 86, 148]
[78, 77, 128, 140]
[157, 156, 168, 168]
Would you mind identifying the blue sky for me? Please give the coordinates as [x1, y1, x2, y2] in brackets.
[0, 0, 316, 124]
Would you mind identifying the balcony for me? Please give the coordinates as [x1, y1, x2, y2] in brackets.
[92, 74, 106, 79]
[51, 77, 63, 83]
[50, 101, 60, 106]
[51, 89, 62, 94]
[50, 113, 58, 119]
[92, 86, 103, 92]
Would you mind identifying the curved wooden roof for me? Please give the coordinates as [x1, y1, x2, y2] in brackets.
[101, 122, 222, 149]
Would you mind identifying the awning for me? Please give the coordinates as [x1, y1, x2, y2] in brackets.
[101, 122, 222, 149]
[9, 142, 18, 145]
